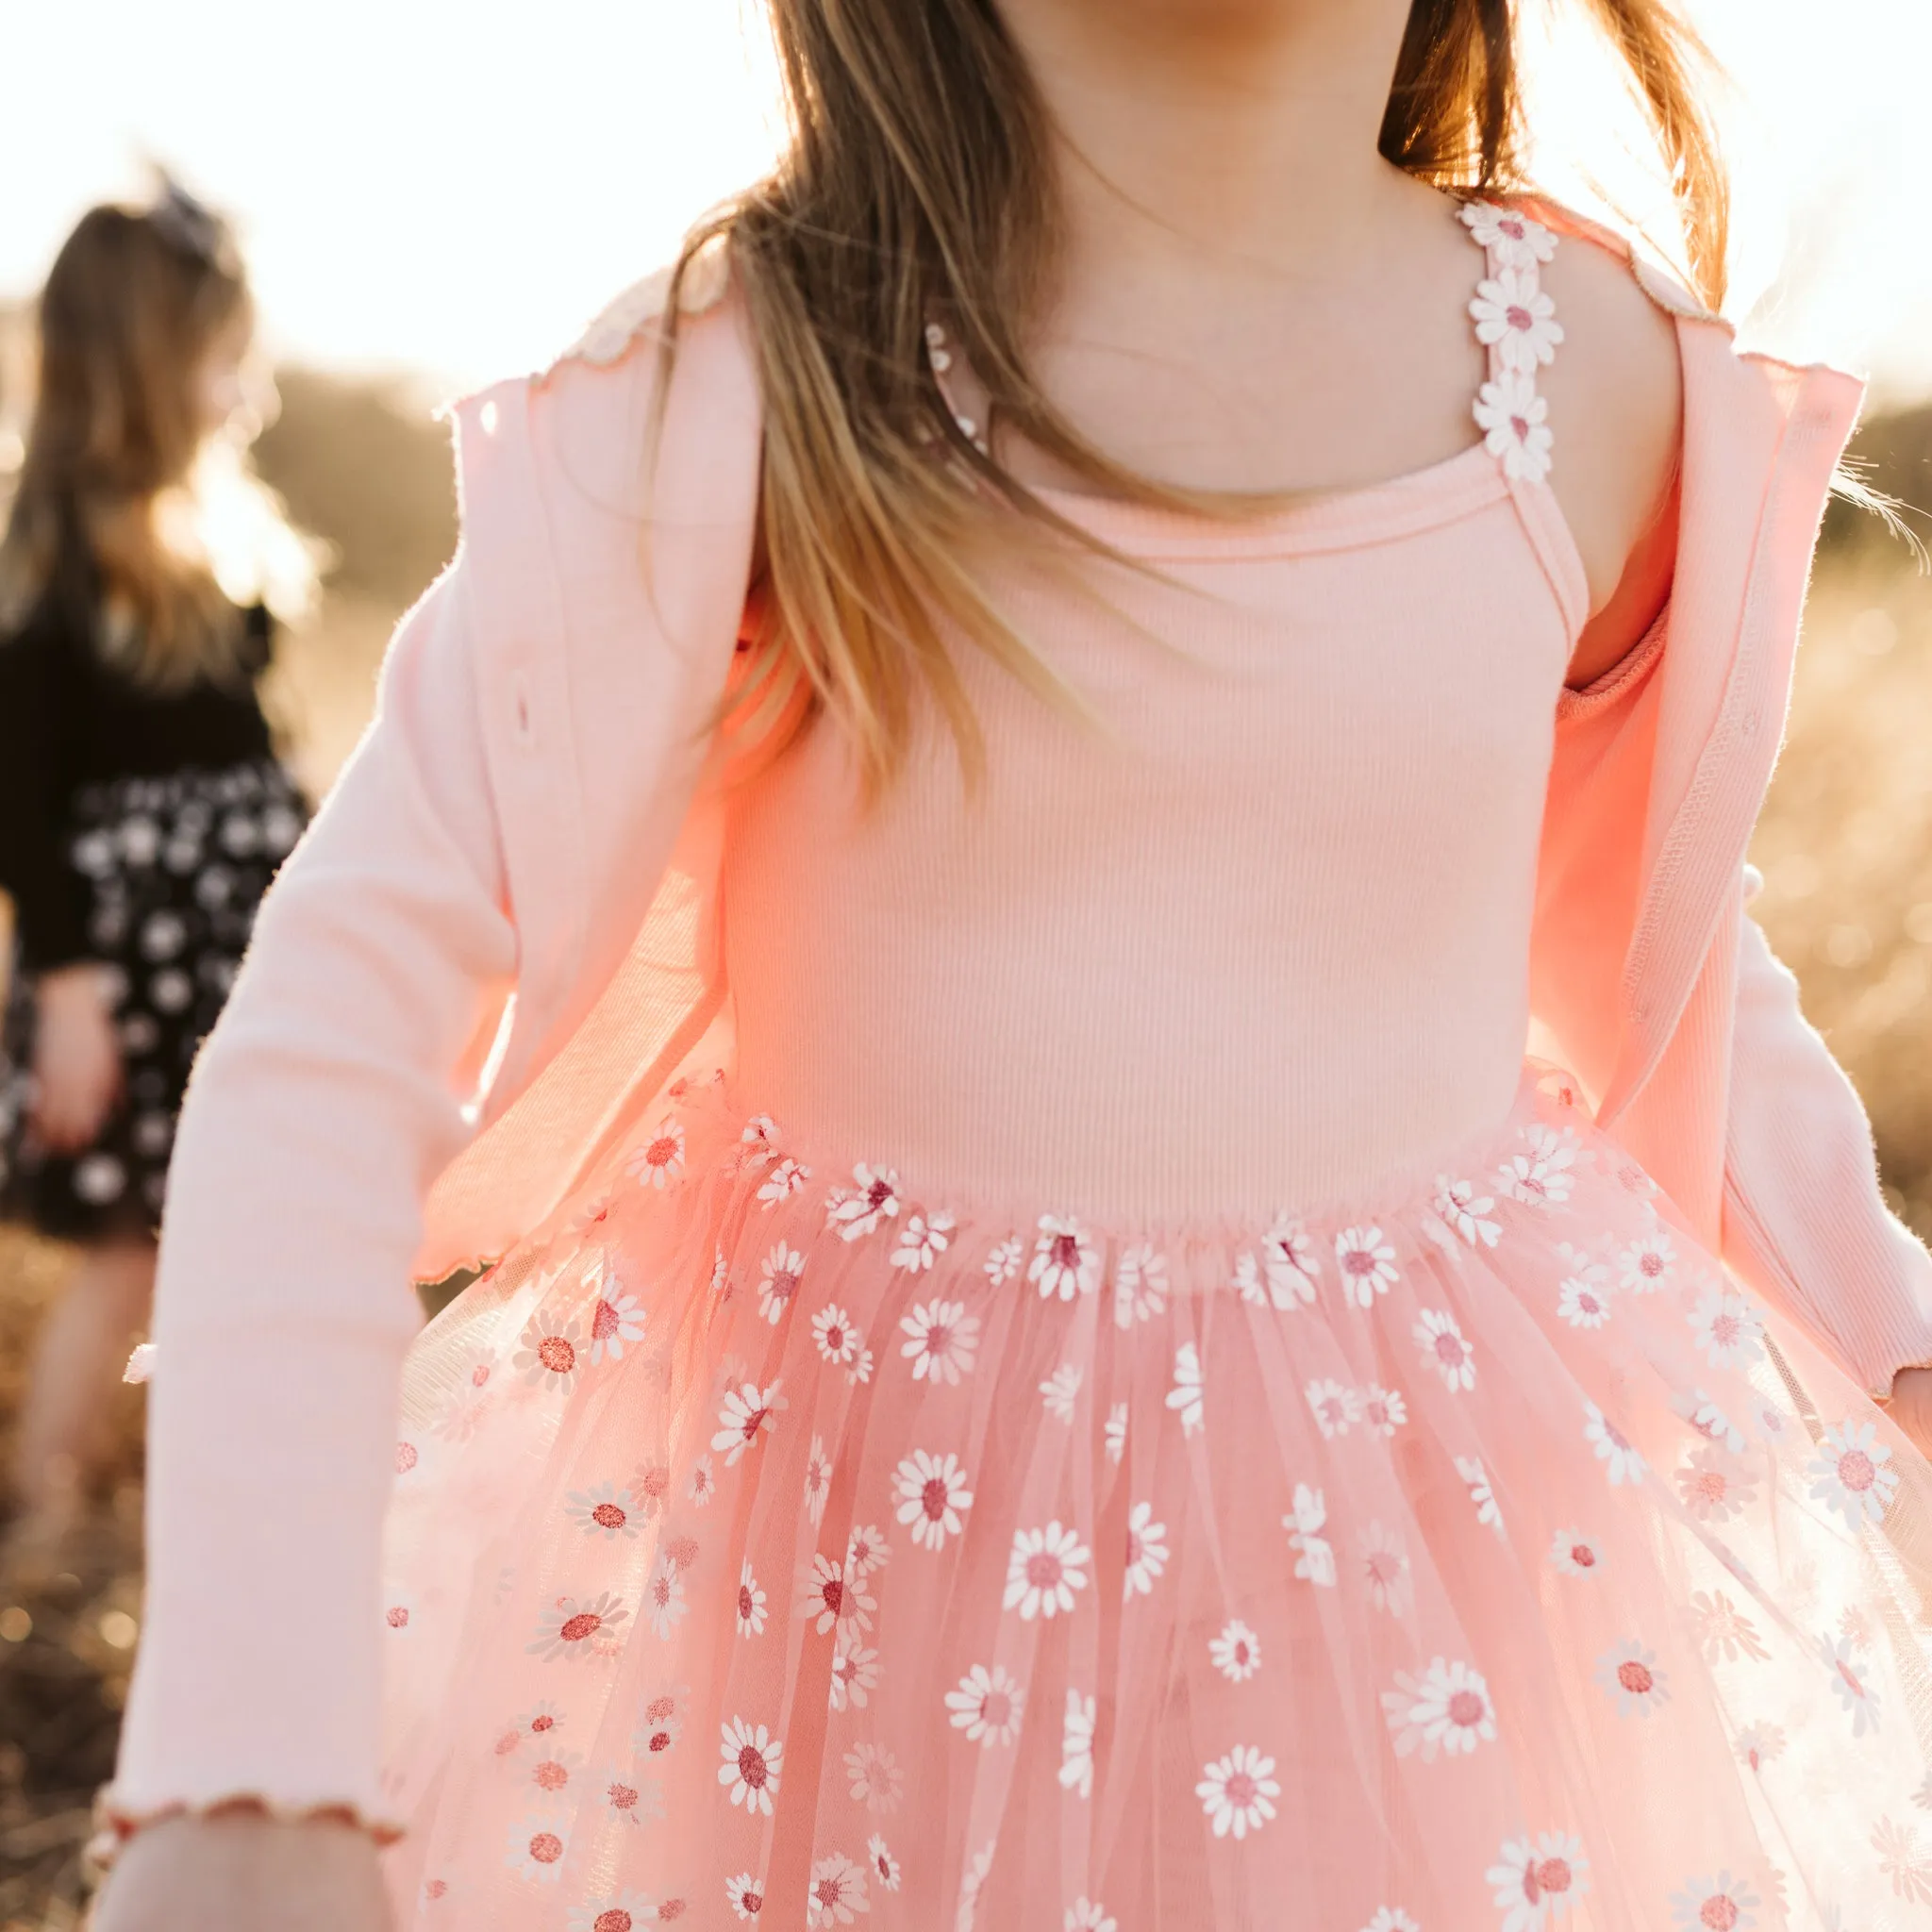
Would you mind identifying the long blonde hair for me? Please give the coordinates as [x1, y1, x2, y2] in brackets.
[0, 185, 317, 689]
[672, 0, 1726, 791]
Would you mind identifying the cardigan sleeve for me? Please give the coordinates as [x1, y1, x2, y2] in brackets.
[1722, 902, 1932, 1398]
[0, 613, 92, 972]
[108, 555, 519, 1825]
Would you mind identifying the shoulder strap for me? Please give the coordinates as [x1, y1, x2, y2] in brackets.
[1459, 201, 1564, 485]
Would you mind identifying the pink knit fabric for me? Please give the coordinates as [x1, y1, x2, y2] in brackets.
[368, 215, 1932, 1931]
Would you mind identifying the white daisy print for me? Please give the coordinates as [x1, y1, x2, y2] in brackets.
[1433, 1174, 1502, 1247]
[568, 1891, 660, 1930]
[1209, 1617, 1263, 1681]
[1358, 1384, 1407, 1437]
[1113, 1243, 1169, 1329]
[891, 1210, 957, 1273]
[802, 1551, 875, 1640]
[719, 1717, 784, 1814]
[1105, 1402, 1128, 1465]
[946, 1662, 1025, 1746]
[892, 1448, 974, 1551]
[643, 1554, 688, 1640]
[505, 1815, 571, 1882]
[845, 1523, 891, 1578]
[958, 1841, 995, 1932]
[867, 1835, 902, 1894]
[1335, 1225, 1400, 1307]
[1489, 1831, 1589, 1931]
[1196, 1745, 1280, 1840]
[1474, 373, 1554, 484]
[1381, 1657, 1497, 1759]
[1593, 1639, 1669, 1717]
[757, 1157, 810, 1205]
[1041, 1362, 1083, 1424]
[1284, 1482, 1336, 1587]
[686, 1456, 718, 1508]
[1687, 1591, 1769, 1664]
[1617, 1228, 1676, 1293]
[513, 1316, 586, 1392]
[1669, 1873, 1760, 1932]
[1548, 1528, 1603, 1578]
[1675, 1446, 1757, 1523]
[900, 1299, 980, 1385]
[984, 1234, 1024, 1286]
[1306, 1377, 1360, 1441]
[806, 1852, 869, 1926]
[1414, 1308, 1476, 1391]
[1674, 1387, 1746, 1456]
[626, 1117, 686, 1190]
[585, 1282, 648, 1365]
[1167, 1343, 1206, 1436]
[1456, 1455, 1505, 1534]
[1359, 1912, 1422, 1932]
[565, 1482, 638, 1541]
[1230, 1250, 1269, 1307]
[829, 1640, 881, 1711]
[1822, 1633, 1882, 1736]
[1260, 1218, 1320, 1308]
[1361, 1522, 1413, 1615]
[804, 1435, 835, 1528]
[630, 1464, 672, 1520]
[1734, 1721, 1785, 1773]
[1031, 1213, 1102, 1301]
[1060, 1689, 1096, 1797]
[1557, 1271, 1613, 1328]
[826, 1163, 901, 1240]
[845, 1741, 904, 1813]
[758, 1243, 807, 1324]
[527, 1593, 628, 1662]
[1807, 1417, 1899, 1529]
[712, 1379, 786, 1465]
[1495, 1128, 1576, 1206]
[1005, 1521, 1091, 1620]
[1872, 1821, 1932, 1907]
[1460, 199, 1558, 268]
[735, 1559, 768, 1637]
[525, 1745, 585, 1799]
[1065, 1903, 1117, 1932]
[1688, 1288, 1766, 1371]
[1124, 1501, 1169, 1600]
[1583, 1401, 1647, 1486]
[711, 1245, 730, 1297]
[1471, 265, 1564, 374]
[739, 1112, 780, 1164]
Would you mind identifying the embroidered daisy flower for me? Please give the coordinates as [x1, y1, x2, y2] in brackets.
[510, 1702, 565, 1748]
[1495, 1126, 1576, 1206]
[1583, 1401, 1647, 1486]
[624, 1119, 685, 1191]
[505, 1814, 571, 1882]
[1065, 1901, 1116, 1932]
[803, 1434, 835, 1526]
[1124, 1501, 1169, 1599]
[1361, 1522, 1413, 1615]
[758, 1157, 810, 1205]
[734, 1558, 768, 1638]
[845, 1740, 904, 1813]
[525, 1746, 585, 1798]
[826, 1163, 901, 1240]
[1306, 1377, 1359, 1440]
[719, 1716, 784, 1814]
[1688, 1591, 1770, 1663]
[1414, 1308, 1476, 1391]
[1381, 1657, 1497, 1759]
[900, 1299, 980, 1385]
[1284, 1482, 1336, 1586]
[802, 1551, 875, 1640]
[1113, 1242, 1169, 1328]
[1105, 1401, 1128, 1465]
[1030, 1213, 1102, 1301]
[1822, 1633, 1882, 1736]
[527, 1593, 628, 1662]
[1460, 200, 1558, 268]
[1617, 1228, 1676, 1293]
[1474, 373, 1554, 484]
[685, 1455, 717, 1508]
[891, 1447, 974, 1551]
[1005, 1521, 1091, 1619]
[1594, 1639, 1669, 1717]
[758, 1243, 807, 1324]
[629, 1463, 672, 1521]
[739, 1112, 780, 1165]
[514, 1316, 586, 1392]
[1471, 266, 1564, 374]
[1872, 1821, 1932, 1906]
[1548, 1528, 1603, 1578]
[1807, 1417, 1899, 1528]
[712, 1379, 785, 1465]
[1041, 1362, 1083, 1424]
[985, 1234, 1024, 1286]
[1674, 1446, 1757, 1524]
[1359, 1912, 1422, 1932]
[566, 1482, 638, 1541]
[724, 1873, 766, 1923]
[829, 1640, 882, 1711]
[1335, 1225, 1400, 1307]
[1196, 1744, 1280, 1840]
[1209, 1617, 1263, 1681]
[868, 1835, 902, 1894]
[1261, 1218, 1320, 1308]
[1689, 1288, 1766, 1371]
[1167, 1343, 1206, 1436]
[1734, 1721, 1785, 1773]
[1358, 1384, 1407, 1437]
[586, 1281, 648, 1365]
[1488, 1832, 1589, 1931]
[642, 1555, 688, 1640]
[1674, 1387, 1746, 1455]
[1557, 1271, 1613, 1328]
[845, 1523, 891, 1578]
[1455, 1455, 1505, 1533]
[1433, 1174, 1502, 1247]
[632, 1686, 685, 1757]
[892, 1209, 957, 1272]
[946, 1662, 1025, 1745]
[805, 1852, 869, 1926]
[566, 1192, 618, 1244]
[1060, 1689, 1096, 1796]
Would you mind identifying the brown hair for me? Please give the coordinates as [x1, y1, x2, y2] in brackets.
[683, 0, 1728, 790]
[0, 187, 315, 688]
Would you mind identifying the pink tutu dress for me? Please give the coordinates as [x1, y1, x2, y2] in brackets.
[376, 207, 1932, 1931]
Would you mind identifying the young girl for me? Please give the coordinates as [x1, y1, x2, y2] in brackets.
[0, 183, 310, 1548]
[94, 4, 1932, 1929]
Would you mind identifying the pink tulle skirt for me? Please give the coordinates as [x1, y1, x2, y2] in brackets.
[378, 1063, 1932, 1932]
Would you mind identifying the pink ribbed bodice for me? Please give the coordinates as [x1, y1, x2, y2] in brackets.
[720, 435, 1589, 1223]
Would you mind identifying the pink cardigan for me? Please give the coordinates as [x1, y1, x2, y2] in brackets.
[108, 226, 1932, 1828]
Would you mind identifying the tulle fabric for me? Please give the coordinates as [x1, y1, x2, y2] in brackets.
[379, 1063, 1932, 1932]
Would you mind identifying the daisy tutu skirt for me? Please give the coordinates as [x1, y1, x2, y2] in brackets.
[378, 1061, 1932, 1932]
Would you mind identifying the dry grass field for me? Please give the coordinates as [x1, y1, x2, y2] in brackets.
[0, 364, 1929, 1924]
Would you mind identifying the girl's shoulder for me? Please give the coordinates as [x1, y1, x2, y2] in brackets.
[538, 233, 736, 389]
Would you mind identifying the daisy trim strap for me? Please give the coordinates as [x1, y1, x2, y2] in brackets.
[1460, 200, 1564, 486]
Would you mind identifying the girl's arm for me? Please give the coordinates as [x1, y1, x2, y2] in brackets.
[0, 612, 92, 972]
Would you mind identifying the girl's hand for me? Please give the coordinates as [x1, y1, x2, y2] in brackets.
[89, 1814, 394, 1932]
[30, 963, 122, 1152]
[1888, 1366, 1932, 1460]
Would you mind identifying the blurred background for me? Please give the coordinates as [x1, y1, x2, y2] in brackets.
[5, 1, 1932, 1924]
